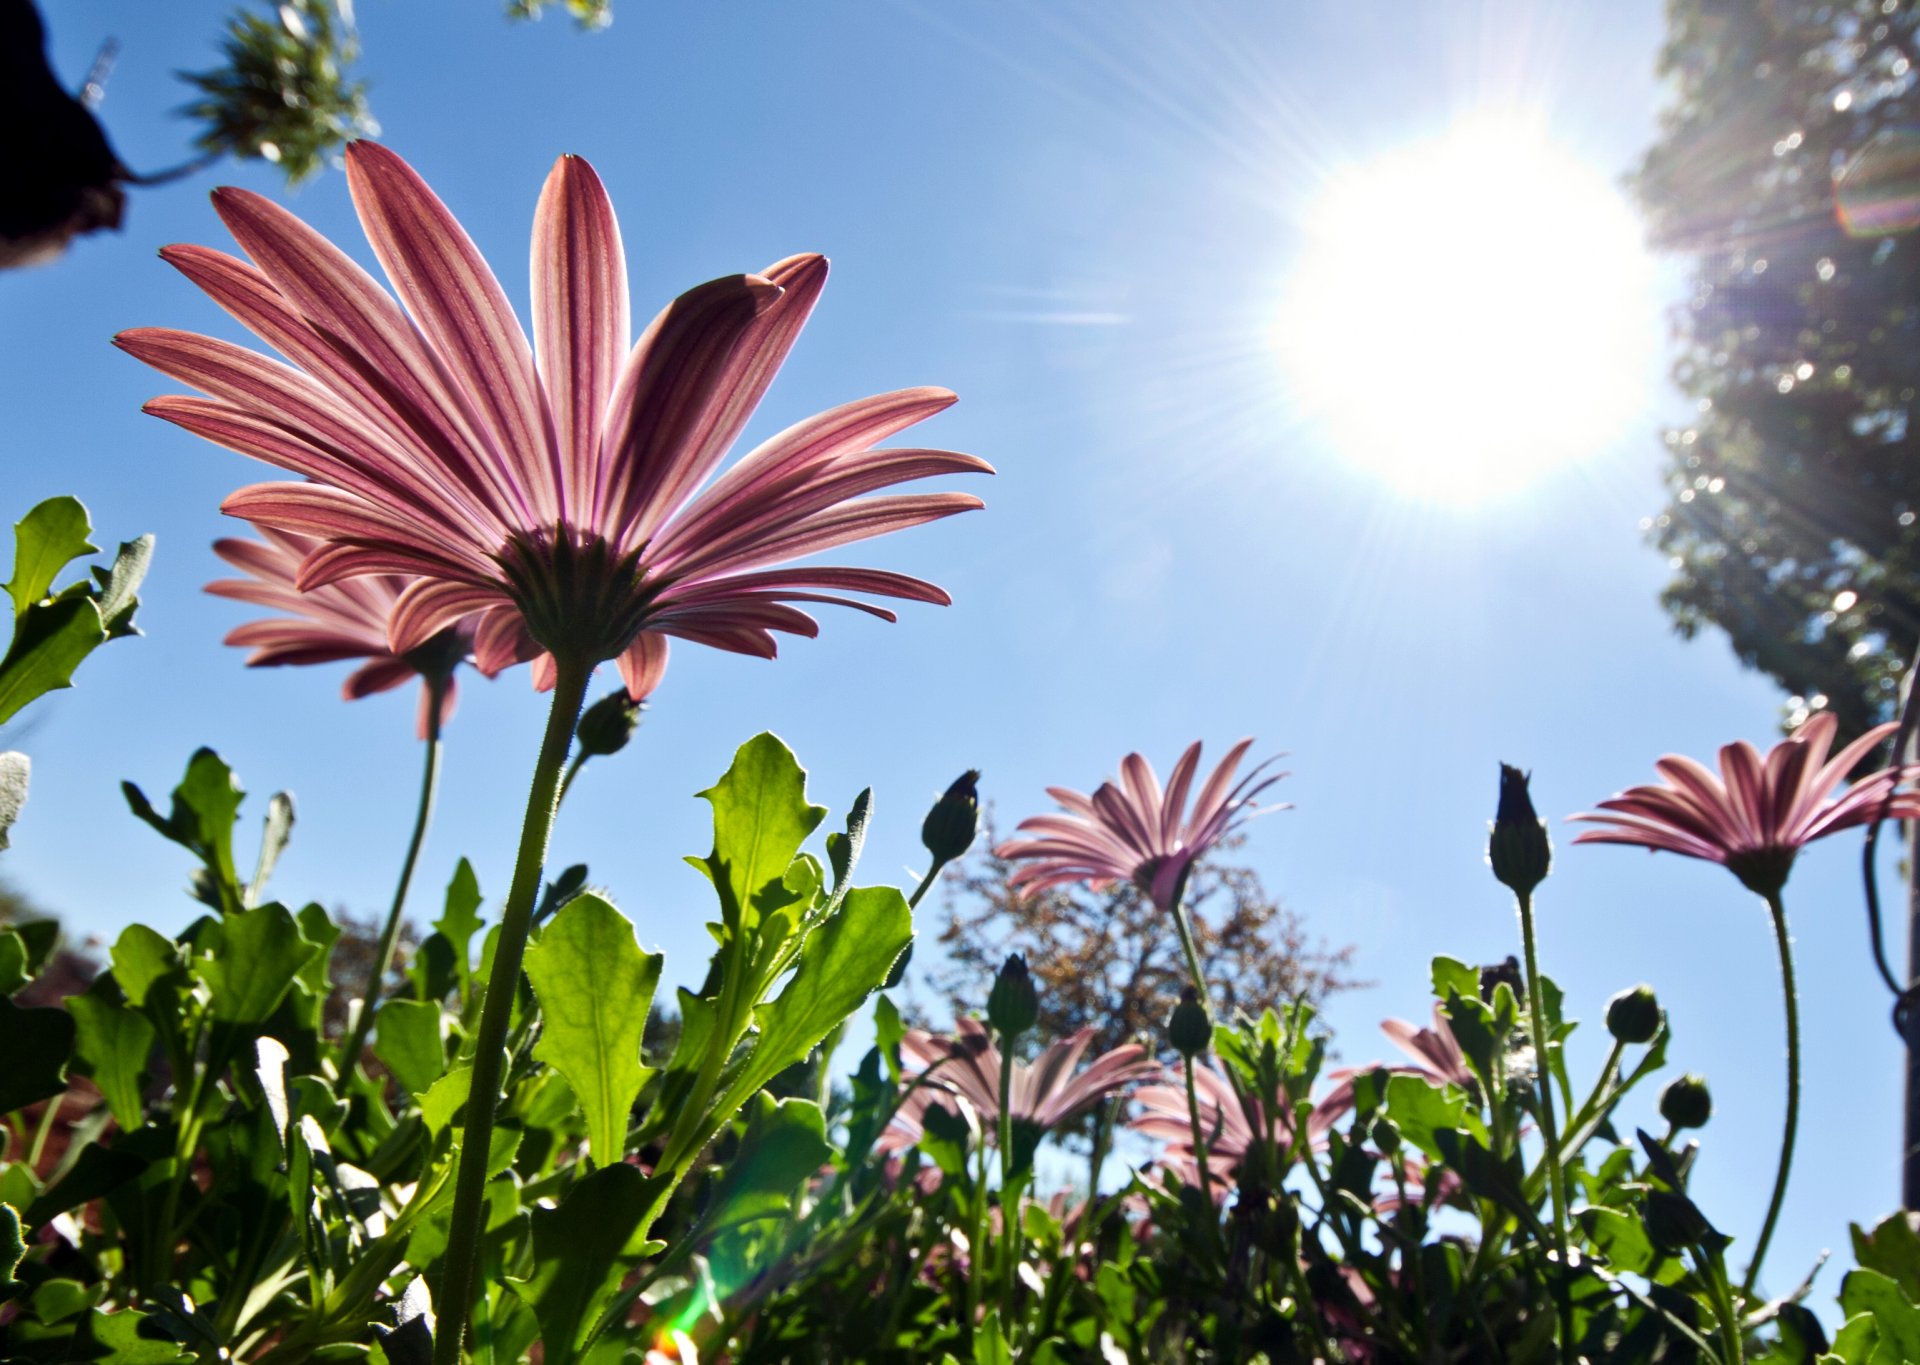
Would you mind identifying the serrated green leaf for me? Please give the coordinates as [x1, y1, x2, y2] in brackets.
[1383, 1072, 1467, 1160]
[714, 885, 911, 1119]
[0, 595, 107, 725]
[1827, 1312, 1878, 1364]
[1431, 955, 1479, 1004]
[1854, 1211, 1920, 1302]
[67, 980, 155, 1130]
[1, 1201, 23, 1284]
[420, 1064, 474, 1135]
[697, 1094, 830, 1237]
[0, 996, 75, 1114]
[108, 925, 179, 1009]
[1839, 1268, 1920, 1360]
[436, 859, 484, 998]
[194, 902, 318, 1024]
[7, 498, 96, 620]
[293, 902, 340, 999]
[1578, 1204, 1655, 1275]
[691, 733, 826, 937]
[0, 930, 28, 996]
[524, 894, 660, 1166]
[24, 1145, 149, 1226]
[94, 535, 153, 639]
[0, 750, 27, 852]
[373, 999, 447, 1098]
[506, 1162, 664, 1365]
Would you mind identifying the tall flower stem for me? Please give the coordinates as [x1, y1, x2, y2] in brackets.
[1743, 890, 1801, 1300]
[1181, 1055, 1216, 1211]
[1167, 873, 1209, 1008]
[337, 674, 448, 1094]
[433, 657, 592, 1365]
[1515, 886, 1573, 1365]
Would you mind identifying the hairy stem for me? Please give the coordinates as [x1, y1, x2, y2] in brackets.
[432, 657, 591, 1365]
[1742, 891, 1801, 1300]
[1516, 885, 1573, 1365]
[337, 677, 447, 1094]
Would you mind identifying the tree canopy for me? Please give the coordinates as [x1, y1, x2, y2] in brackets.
[1635, 0, 1920, 738]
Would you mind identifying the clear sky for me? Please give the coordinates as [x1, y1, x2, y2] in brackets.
[4, 0, 1902, 1314]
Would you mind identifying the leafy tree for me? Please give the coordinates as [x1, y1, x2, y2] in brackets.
[1634, 0, 1920, 739]
[931, 826, 1361, 1058]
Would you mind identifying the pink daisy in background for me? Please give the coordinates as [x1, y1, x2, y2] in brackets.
[1569, 711, 1920, 895]
[208, 526, 473, 737]
[121, 142, 990, 702]
[895, 1017, 1159, 1137]
[996, 739, 1289, 914]
[1131, 1062, 1351, 1198]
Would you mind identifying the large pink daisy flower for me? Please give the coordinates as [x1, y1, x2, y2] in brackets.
[1570, 712, 1920, 894]
[996, 739, 1289, 912]
[120, 143, 990, 700]
[208, 525, 472, 736]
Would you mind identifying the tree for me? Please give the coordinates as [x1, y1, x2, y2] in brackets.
[1634, 0, 1920, 741]
[931, 826, 1360, 1059]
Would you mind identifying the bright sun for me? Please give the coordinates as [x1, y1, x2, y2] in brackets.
[1275, 116, 1657, 504]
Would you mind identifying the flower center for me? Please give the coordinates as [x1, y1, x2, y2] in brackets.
[1723, 844, 1796, 897]
[495, 527, 656, 664]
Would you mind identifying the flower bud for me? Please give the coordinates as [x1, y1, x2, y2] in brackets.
[574, 689, 644, 758]
[1605, 984, 1662, 1044]
[986, 953, 1039, 1040]
[1370, 1115, 1401, 1156]
[1488, 764, 1552, 896]
[1166, 987, 1212, 1059]
[1659, 1073, 1712, 1130]
[922, 770, 980, 865]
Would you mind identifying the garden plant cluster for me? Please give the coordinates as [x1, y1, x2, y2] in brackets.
[4, 142, 1920, 1365]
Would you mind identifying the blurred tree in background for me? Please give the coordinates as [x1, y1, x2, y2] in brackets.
[1635, 0, 1920, 739]
[933, 827, 1360, 1057]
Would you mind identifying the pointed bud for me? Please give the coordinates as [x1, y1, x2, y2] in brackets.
[1370, 1115, 1401, 1156]
[1489, 764, 1552, 896]
[1166, 987, 1212, 1059]
[574, 689, 644, 758]
[922, 769, 980, 864]
[1659, 1073, 1712, 1130]
[1605, 984, 1662, 1044]
[986, 953, 1039, 1040]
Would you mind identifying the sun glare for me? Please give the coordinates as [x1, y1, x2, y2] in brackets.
[1275, 116, 1657, 504]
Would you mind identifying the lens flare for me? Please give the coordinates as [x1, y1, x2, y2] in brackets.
[1836, 127, 1920, 237]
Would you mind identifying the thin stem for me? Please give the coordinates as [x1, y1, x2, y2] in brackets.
[1743, 891, 1801, 1300]
[1516, 886, 1573, 1365]
[1182, 1055, 1217, 1211]
[27, 1093, 61, 1170]
[555, 751, 588, 808]
[996, 1034, 1021, 1331]
[337, 677, 447, 1094]
[432, 656, 592, 1365]
[1169, 895, 1209, 1008]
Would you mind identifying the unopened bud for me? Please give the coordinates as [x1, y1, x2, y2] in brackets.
[1659, 1073, 1712, 1130]
[575, 690, 643, 758]
[1166, 987, 1212, 1059]
[1606, 984, 1662, 1044]
[922, 770, 980, 864]
[1370, 1115, 1401, 1156]
[1489, 764, 1552, 896]
[986, 953, 1039, 1040]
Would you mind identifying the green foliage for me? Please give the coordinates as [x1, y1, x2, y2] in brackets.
[0, 497, 150, 729]
[505, 0, 614, 29]
[180, 0, 373, 183]
[0, 997, 73, 1115]
[1635, 1, 1920, 735]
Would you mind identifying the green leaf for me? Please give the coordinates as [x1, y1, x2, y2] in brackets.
[690, 733, 826, 937]
[373, 999, 447, 1098]
[714, 885, 911, 1118]
[975, 1311, 1015, 1365]
[0, 996, 75, 1114]
[1855, 1211, 1920, 1301]
[1, 1201, 23, 1286]
[246, 792, 296, 907]
[194, 902, 318, 1024]
[697, 1094, 831, 1237]
[7, 498, 96, 619]
[524, 893, 661, 1166]
[24, 1145, 149, 1226]
[0, 596, 106, 725]
[507, 1163, 664, 1365]
[1431, 955, 1479, 1004]
[1826, 1313, 1879, 1365]
[109, 925, 180, 1009]
[0, 930, 28, 996]
[93, 535, 153, 639]
[420, 1063, 475, 1135]
[1839, 1268, 1920, 1360]
[67, 981, 155, 1130]
[1383, 1072, 1467, 1160]
[436, 858, 484, 998]
[1578, 1205, 1654, 1275]
[0, 751, 27, 853]
[293, 902, 340, 999]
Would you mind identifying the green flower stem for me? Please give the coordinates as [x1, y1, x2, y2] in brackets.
[1182, 1055, 1216, 1211]
[1742, 890, 1801, 1301]
[336, 675, 447, 1095]
[1169, 895, 1209, 1010]
[996, 1036, 1021, 1327]
[433, 655, 591, 1365]
[1515, 885, 1573, 1365]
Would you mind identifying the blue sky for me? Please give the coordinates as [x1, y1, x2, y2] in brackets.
[4, 0, 1903, 1312]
